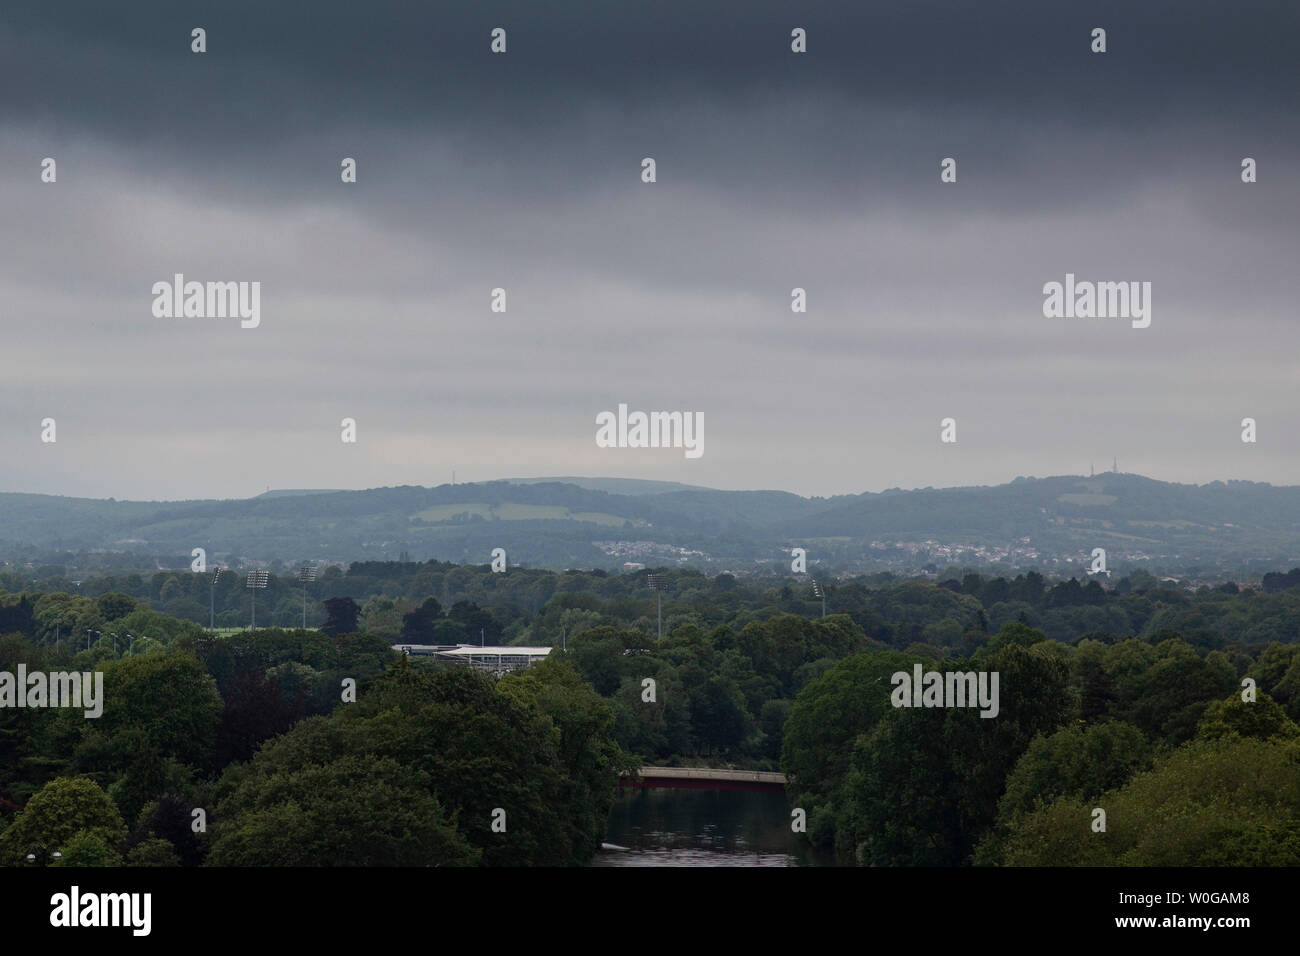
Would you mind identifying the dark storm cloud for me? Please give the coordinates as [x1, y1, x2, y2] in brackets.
[4, 1, 1296, 164]
[8, 2, 1299, 114]
[4, 0, 1296, 231]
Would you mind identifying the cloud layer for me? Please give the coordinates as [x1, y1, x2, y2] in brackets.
[1, 1, 1296, 499]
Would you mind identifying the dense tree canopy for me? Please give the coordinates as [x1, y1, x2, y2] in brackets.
[208, 660, 625, 866]
[4, 561, 1300, 867]
[997, 737, 1300, 865]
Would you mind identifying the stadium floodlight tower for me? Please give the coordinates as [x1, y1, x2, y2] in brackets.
[646, 573, 668, 639]
[811, 579, 826, 619]
[297, 563, 318, 629]
[209, 568, 225, 631]
[246, 570, 270, 631]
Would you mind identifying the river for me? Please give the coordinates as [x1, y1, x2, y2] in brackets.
[593, 786, 834, 866]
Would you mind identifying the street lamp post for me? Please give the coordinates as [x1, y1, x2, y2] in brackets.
[246, 570, 270, 630]
[26, 844, 62, 865]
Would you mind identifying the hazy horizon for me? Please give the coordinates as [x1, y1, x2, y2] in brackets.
[0, 467, 1290, 505]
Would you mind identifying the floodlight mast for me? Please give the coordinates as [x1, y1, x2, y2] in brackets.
[647, 574, 667, 639]
[298, 564, 318, 628]
[209, 568, 225, 631]
[246, 570, 270, 630]
[811, 579, 826, 619]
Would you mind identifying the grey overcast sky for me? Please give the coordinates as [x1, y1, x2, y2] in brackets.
[1, 1, 1297, 501]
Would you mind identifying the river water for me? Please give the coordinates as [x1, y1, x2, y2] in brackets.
[593, 787, 833, 867]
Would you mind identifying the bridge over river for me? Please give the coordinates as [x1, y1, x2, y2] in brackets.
[620, 766, 787, 793]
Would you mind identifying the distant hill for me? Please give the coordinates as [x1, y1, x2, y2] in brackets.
[2, 473, 1299, 576]
[255, 489, 345, 499]
[783, 473, 1300, 538]
[504, 476, 707, 495]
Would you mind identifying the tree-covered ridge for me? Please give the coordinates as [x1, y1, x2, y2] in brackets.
[5, 472, 1300, 573]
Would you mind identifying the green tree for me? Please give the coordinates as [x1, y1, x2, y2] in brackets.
[781, 650, 919, 849]
[1197, 691, 1300, 742]
[0, 777, 126, 866]
[997, 720, 1151, 822]
[126, 837, 181, 867]
[209, 750, 477, 866]
[564, 626, 651, 696]
[400, 596, 444, 643]
[975, 720, 1151, 864]
[1111, 639, 1236, 744]
[210, 662, 619, 866]
[609, 668, 691, 761]
[53, 831, 122, 867]
[90, 653, 223, 770]
[322, 597, 360, 636]
[499, 657, 634, 861]
[843, 642, 1073, 865]
[1000, 737, 1300, 866]
[848, 706, 958, 864]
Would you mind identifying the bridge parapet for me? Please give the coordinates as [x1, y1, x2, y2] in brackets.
[620, 766, 787, 792]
